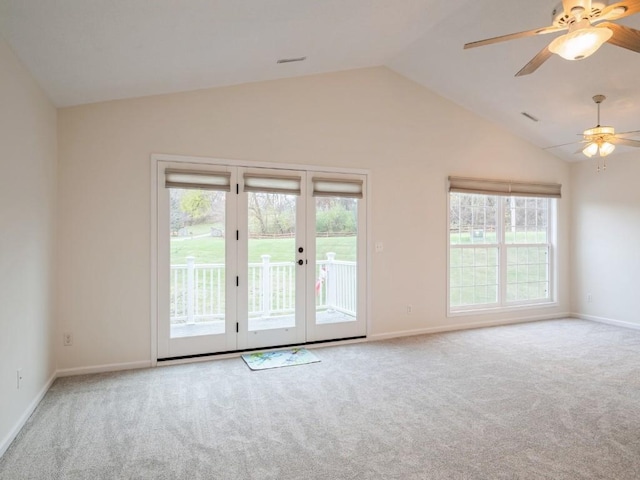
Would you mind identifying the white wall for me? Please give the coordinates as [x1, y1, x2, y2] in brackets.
[571, 151, 640, 328]
[0, 39, 57, 455]
[57, 67, 571, 370]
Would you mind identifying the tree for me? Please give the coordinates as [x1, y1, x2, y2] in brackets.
[316, 198, 357, 234]
[248, 192, 296, 236]
[170, 189, 188, 232]
[180, 190, 211, 225]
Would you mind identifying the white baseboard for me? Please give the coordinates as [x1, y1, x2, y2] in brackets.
[571, 312, 640, 331]
[0, 370, 57, 458]
[368, 312, 571, 341]
[56, 360, 152, 377]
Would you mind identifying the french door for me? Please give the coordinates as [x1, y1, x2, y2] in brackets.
[156, 160, 366, 359]
[238, 167, 307, 350]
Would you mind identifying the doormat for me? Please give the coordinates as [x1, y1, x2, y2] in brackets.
[242, 348, 320, 370]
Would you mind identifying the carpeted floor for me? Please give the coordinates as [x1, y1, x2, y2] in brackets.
[1, 318, 640, 479]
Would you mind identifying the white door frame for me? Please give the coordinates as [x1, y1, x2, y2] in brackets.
[150, 153, 371, 364]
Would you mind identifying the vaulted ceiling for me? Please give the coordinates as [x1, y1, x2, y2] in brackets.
[1, 0, 639, 161]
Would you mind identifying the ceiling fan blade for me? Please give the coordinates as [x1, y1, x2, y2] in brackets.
[600, 22, 640, 52]
[612, 137, 640, 147]
[616, 129, 640, 136]
[464, 26, 563, 49]
[544, 139, 586, 149]
[598, 0, 640, 20]
[515, 46, 554, 76]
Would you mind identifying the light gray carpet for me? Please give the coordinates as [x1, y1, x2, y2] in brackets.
[2, 319, 640, 479]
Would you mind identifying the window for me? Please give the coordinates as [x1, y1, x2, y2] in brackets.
[448, 177, 559, 313]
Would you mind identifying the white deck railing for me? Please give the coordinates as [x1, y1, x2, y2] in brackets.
[170, 253, 356, 324]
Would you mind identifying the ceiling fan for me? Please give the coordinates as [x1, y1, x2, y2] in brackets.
[464, 0, 640, 76]
[547, 94, 640, 169]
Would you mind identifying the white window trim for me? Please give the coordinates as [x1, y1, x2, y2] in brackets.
[446, 193, 558, 317]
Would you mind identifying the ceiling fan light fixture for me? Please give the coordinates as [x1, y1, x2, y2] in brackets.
[582, 140, 616, 158]
[583, 142, 598, 157]
[599, 141, 615, 156]
[548, 25, 612, 60]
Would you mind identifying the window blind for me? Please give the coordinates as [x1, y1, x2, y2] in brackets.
[165, 169, 231, 191]
[448, 176, 561, 198]
[312, 177, 363, 198]
[243, 173, 302, 195]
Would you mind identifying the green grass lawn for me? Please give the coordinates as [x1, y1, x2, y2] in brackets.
[171, 235, 357, 264]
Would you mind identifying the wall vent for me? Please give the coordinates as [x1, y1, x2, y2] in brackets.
[277, 56, 307, 64]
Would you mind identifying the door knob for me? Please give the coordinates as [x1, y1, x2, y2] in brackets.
[298, 259, 304, 265]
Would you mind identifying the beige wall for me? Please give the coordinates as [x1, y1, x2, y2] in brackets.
[0, 40, 57, 454]
[571, 151, 640, 327]
[57, 67, 571, 370]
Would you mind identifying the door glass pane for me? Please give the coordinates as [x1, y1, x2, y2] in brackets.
[169, 188, 226, 338]
[247, 192, 297, 331]
[315, 197, 358, 324]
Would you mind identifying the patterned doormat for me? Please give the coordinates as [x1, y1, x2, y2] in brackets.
[241, 348, 320, 370]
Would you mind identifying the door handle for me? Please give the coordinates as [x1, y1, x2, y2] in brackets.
[298, 259, 304, 265]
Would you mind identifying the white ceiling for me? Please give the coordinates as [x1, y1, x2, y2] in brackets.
[1, 0, 640, 162]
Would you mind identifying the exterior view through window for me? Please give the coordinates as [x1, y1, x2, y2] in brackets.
[242, 193, 358, 331]
[449, 192, 553, 312]
[169, 187, 227, 338]
[314, 196, 358, 325]
[246, 191, 299, 331]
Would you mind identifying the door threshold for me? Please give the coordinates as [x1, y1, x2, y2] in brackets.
[157, 335, 367, 363]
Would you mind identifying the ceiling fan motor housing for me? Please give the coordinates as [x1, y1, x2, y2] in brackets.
[552, 0, 609, 26]
[584, 125, 615, 140]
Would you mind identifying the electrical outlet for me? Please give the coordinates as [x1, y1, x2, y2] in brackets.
[17, 369, 23, 389]
[587, 293, 593, 303]
[407, 304, 412, 314]
[63, 332, 73, 346]
[375, 242, 384, 253]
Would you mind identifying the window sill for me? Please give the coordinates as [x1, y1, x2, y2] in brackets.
[447, 301, 558, 318]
